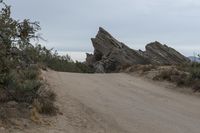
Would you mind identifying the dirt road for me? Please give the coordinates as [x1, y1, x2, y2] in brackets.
[41, 71, 200, 133]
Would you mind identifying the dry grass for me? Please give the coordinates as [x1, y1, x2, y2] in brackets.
[124, 64, 157, 73]
[153, 64, 200, 92]
[34, 85, 57, 115]
[122, 63, 200, 93]
[153, 67, 188, 82]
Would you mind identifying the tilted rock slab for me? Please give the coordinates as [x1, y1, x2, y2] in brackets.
[145, 41, 190, 65]
[86, 27, 190, 73]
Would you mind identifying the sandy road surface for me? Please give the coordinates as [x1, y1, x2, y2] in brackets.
[30, 70, 200, 133]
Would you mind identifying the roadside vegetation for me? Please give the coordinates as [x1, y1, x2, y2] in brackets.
[23, 44, 94, 73]
[124, 55, 200, 93]
[0, 0, 93, 125]
[152, 57, 200, 92]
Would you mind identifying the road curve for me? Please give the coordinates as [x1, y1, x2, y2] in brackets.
[46, 71, 200, 133]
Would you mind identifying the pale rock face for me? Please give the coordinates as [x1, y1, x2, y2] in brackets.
[87, 27, 190, 73]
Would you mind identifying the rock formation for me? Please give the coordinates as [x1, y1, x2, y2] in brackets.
[145, 42, 190, 65]
[86, 27, 190, 73]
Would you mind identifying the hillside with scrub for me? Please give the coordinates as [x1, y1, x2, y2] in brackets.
[0, 1, 93, 130]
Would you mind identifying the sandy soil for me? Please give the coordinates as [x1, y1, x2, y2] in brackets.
[9, 70, 200, 133]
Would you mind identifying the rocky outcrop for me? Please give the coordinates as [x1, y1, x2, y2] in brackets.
[86, 27, 190, 73]
[145, 41, 190, 65]
[86, 27, 150, 73]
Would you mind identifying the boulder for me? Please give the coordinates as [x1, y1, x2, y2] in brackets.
[87, 27, 190, 73]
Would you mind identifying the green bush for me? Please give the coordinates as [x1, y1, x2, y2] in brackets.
[190, 67, 200, 80]
[75, 61, 94, 73]
[5, 67, 42, 103]
[24, 65, 40, 79]
[44, 53, 94, 73]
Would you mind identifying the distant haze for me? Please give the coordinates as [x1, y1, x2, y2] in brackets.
[7, 0, 200, 58]
[59, 51, 91, 62]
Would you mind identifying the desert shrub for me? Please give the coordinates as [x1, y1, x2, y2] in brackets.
[0, 89, 11, 102]
[44, 54, 94, 73]
[153, 63, 200, 92]
[47, 59, 80, 72]
[178, 62, 200, 79]
[38, 63, 47, 71]
[34, 86, 57, 115]
[153, 67, 179, 81]
[125, 64, 157, 73]
[187, 62, 200, 92]
[36, 99, 57, 115]
[24, 65, 40, 79]
[75, 61, 94, 73]
[153, 67, 191, 86]
[190, 67, 200, 80]
[37, 86, 56, 102]
[192, 80, 200, 92]
[6, 67, 42, 103]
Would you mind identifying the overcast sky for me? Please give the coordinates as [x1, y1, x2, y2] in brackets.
[6, 0, 200, 57]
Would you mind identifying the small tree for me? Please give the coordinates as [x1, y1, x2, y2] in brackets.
[0, 1, 41, 86]
[0, 2, 18, 85]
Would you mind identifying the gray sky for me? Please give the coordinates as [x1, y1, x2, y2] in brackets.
[7, 0, 200, 56]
